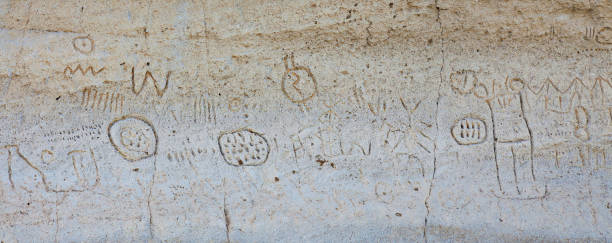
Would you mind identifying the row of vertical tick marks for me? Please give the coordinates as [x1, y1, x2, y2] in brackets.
[218, 128, 270, 166]
[81, 86, 124, 113]
[167, 147, 216, 163]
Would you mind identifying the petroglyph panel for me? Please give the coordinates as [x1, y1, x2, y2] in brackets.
[0, 0, 610, 242]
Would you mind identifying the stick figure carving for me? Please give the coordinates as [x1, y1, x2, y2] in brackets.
[451, 73, 544, 198]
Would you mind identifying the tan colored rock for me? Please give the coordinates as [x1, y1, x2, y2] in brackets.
[0, 0, 610, 241]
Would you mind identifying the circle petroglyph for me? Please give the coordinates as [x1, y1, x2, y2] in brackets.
[108, 115, 157, 161]
[281, 55, 317, 104]
[72, 36, 94, 54]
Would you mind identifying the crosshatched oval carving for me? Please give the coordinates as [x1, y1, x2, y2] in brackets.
[451, 117, 487, 145]
[108, 115, 158, 161]
[218, 128, 270, 166]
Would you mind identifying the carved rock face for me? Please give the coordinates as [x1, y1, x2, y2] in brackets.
[596, 27, 612, 44]
[450, 70, 477, 95]
[282, 66, 317, 104]
[120, 127, 153, 152]
[72, 36, 94, 54]
[218, 128, 270, 166]
[108, 115, 157, 161]
[451, 117, 487, 145]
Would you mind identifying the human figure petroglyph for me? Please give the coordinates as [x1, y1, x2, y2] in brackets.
[447, 73, 609, 197]
[451, 74, 544, 198]
[485, 78, 542, 198]
[64, 64, 105, 78]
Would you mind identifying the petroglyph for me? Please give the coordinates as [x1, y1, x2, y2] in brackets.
[374, 181, 394, 203]
[108, 115, 158, 161]
[42, 123, 104, 143]
[130, 67, 171, 97]
[218, 128, 270, 166]
[2, 1, 612, 241]
[64, 64, 105, 78]
[43, 148, 100, 192]
[81, 86, 124, 113]
[72, 36, 94, 54]
[449, 70, 478, 95]
[573, 106, 590, 142]
[451, 116, 487, 145]
[281, 54, 317, 104]
[192, 94, 216, 123]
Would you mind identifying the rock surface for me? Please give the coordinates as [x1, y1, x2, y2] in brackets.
[0, 0, 610, 241]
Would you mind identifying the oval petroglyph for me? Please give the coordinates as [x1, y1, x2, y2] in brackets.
[218, 128, 270, 166]
[451, 117, 487, 145]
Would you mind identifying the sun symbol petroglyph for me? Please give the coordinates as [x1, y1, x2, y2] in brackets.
[387, 98, 435, 155]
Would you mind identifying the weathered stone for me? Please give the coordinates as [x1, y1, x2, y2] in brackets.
[0, 0, 610, 241]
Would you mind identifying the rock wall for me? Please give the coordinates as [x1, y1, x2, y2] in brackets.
[0, 0, 610, 241]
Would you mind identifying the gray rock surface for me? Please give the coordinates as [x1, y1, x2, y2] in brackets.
[0, 0, 610, 241]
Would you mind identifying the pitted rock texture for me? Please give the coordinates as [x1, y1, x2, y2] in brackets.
[0, 0, 610, 242]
